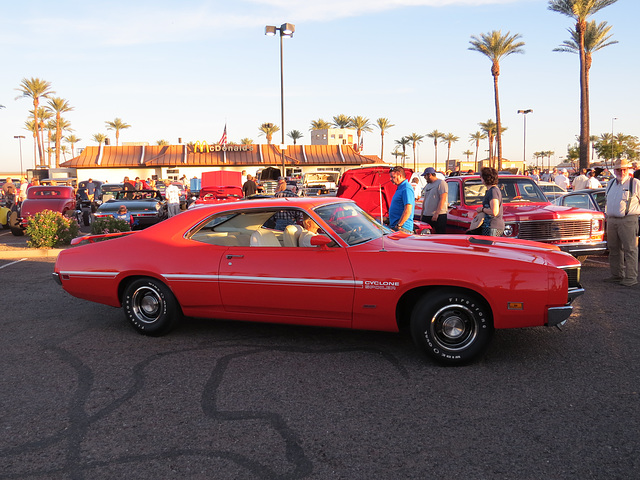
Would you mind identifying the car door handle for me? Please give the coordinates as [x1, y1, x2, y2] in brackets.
[226, 254, 244, 259]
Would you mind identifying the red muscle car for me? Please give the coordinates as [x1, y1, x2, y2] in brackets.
[11, 185, 77, 236]
[53, 196, 583, 366]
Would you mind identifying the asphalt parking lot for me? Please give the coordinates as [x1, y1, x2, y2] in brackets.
[0, 237, 638, 479]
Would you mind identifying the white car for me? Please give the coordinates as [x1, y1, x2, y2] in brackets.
[537, 181, 566, 201]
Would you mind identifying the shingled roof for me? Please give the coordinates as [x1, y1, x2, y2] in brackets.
[61, 144, 379, 169]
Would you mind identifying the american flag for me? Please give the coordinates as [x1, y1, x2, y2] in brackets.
[219, 124, 227, 145]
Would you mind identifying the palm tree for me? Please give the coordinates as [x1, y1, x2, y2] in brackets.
[156, 139, 170, 146]
[469, 30, 525, 170]
[287, 130, 304, 145]
[331, 114, 352, 129]
[442, 133, 460, 168]
[47, 97, 73, 168]
[64, 134, 81, 158]
[469, 131, 487, 172]
[24, 119, 38, 163]
[15, 77, 55, 164]
[93, 133, 107, 145]
[60, 145, 70, 162]
[258, 122, 280, 144]
[553, 19, 618, 169]
[462, 150, 474, 163]
[376, 118, 394, 163]
[105, 117, 131, 146]
[46, 120, 57, 167]
[31, 107, 53, 166]
[548, 0, 618, 170]
[479, 119, 498, 168]
[240, 138, 254, 145]
[309, 118, 331, 130]
[406, 133, 424, 172]
[351, 116, 373, 152]
[426, 130, 445, 171]
[394, 137, 411, 168]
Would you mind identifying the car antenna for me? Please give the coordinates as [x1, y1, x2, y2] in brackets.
[380, 182, 386, 252]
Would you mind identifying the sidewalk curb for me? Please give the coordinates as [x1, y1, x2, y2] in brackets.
[0, 249, 64, 260]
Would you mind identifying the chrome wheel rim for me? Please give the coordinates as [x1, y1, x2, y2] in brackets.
[131, 286, 163, 324]
[430, 304, 478, 352]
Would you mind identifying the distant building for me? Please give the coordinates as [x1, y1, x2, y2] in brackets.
[310, 128, 357, 148]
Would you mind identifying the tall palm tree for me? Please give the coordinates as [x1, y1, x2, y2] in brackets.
[469, 131, 487, 172]
[93, 133, 107, 145]
[105, 117, 131, 146]
[309, 119, 331, 130]
[376, 118, 394, 163]
[406, 133, 424, 172]
[553, 19, 618, 169]
[287, 130, 303, 145]
[548, 0, 618, 170]
[479, 119, 498, 168]
[441, 133, 460, 168]
[469, 30, 525, 170]
[24, 119, 38, 165]
[394, 137, 411, 168]
[31, 107, 53, 166]
[258, 122, 280, 144]
[47, 97, 73, 168]
[462, 150, 474, 162]
[331, 114, 352, 129]
[15, 77, 55, 165]
[351, 116, 373, 153]
[64, 134, 81, 158]
[426, 130, 444, 171]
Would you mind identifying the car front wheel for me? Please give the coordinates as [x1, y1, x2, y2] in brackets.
[410, 290, 494, 366]
[123, 278, 181, 336]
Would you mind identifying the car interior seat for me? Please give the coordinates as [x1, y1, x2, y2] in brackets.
[283, 224, 303, 247]
[250, 228, 281, 247]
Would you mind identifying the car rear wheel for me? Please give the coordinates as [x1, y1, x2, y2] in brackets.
[123, 278, 181, 336]
[82, 210, 91, 226]
[410, 290, 493, 366]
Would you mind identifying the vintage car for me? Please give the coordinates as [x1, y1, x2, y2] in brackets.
[76, 179, 104, 226]
[10, 185, 77, 236]
[189, 185, 243, 208]
[537, 181, 567, 202]
[301, 171, 340, 196]
[337, 165, 431, 234]
[94, 190, 166, 229]
[442, 175, 607, 261]
[53, 197, 583, 366]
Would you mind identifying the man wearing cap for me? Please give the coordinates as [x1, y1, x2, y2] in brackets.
[388, 166, 415, 233]
[605, 159, 640, 287]
[420, 167, 448, 233]
[555, 168, 570, 190]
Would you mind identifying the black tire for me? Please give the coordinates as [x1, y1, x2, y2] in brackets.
[10, 227, 24, 236]
[410, 290, 494, 366]
[122, 278, 181, 336]
[82, 210, 91, 226]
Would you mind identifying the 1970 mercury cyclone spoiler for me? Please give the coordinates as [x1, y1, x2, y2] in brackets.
[53, 196, 583, 366]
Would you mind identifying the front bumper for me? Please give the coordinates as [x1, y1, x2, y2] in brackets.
[547, 286, 585, 327]
[558, 241, 608, 257]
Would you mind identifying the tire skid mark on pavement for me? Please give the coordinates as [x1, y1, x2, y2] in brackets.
[0, 336, 407, 479]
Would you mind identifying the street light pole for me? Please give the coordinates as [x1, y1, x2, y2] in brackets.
[611, 117, 618, 168]
[517, 109, 532, 168]
[265, 22, 295, 179]
[14, 135, 25, 177]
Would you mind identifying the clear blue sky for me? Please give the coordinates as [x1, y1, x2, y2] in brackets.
[0, 0, 636, 173]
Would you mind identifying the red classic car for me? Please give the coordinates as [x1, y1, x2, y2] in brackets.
[190, 185, 243, 208]
[53, 197, 583, 366]
[10, 185, 77, 236]
[439, 175, 607, 261]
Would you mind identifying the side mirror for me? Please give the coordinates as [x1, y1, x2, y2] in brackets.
[310, 234, 332, 247]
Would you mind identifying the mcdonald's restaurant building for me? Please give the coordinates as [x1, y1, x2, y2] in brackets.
[61, 142, 380, 184]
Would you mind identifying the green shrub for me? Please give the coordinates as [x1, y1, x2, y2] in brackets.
[91, 216, 132, 235]
[25, 210, 80, 249]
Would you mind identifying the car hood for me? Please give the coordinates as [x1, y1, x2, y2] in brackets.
[501, 203, 604, 221]
[369, 232, 578, 268]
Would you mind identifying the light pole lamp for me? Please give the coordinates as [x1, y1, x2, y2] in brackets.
[14, 135, 25, 177]
[265, 22, 295, 178]
[517, 109, 533, 167]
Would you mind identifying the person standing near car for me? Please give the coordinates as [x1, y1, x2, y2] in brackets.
[388, 166, 415, 233]
[572, 169, 589, 190]
[605, 159, 640, 287]
[476, 167, 504, 237]
[587, 170, 601, 189]
[163, 180, 181, 218]
[242, 174, 258, 197]
[420, 167, 448, 233]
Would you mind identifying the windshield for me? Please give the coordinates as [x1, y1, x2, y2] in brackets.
[314, 202, 389, 246]
[463, 178, 548, 205]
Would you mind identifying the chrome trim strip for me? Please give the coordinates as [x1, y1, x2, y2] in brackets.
[218, 275, 362, 287]
[59, 271, 118, 278]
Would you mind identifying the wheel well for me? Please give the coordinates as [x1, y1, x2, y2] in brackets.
[395, 286, 493, 332]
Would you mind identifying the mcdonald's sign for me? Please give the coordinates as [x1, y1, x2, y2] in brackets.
[190, 142, 254, 153]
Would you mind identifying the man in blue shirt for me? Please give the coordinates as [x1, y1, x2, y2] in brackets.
[388, 166, 415, 232]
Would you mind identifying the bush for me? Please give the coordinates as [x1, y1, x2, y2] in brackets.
[91, 216, 132, 235]
[25, 210, 80, 249]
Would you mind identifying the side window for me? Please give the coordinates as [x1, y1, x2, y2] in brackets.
[594, 192, 606, 211]
[564, 194, 591, 210]
[447, 182, 460, 206]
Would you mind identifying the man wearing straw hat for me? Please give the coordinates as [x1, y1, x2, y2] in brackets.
[605, 158, 640, 287]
